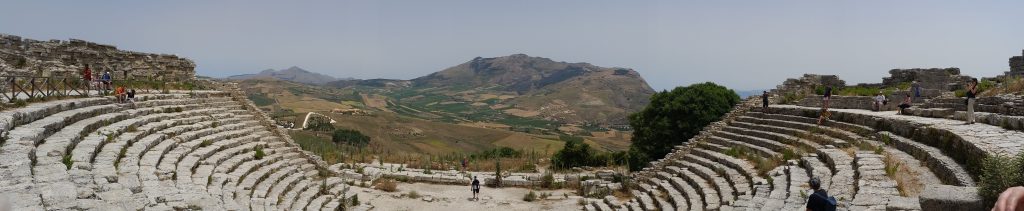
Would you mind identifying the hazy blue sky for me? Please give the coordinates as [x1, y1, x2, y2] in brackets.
[2, 0, 1022, 90]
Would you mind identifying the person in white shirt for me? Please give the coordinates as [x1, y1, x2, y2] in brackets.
[873, 92, 886, 111]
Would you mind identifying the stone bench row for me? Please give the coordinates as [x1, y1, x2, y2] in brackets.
[0, 95, 231, 210]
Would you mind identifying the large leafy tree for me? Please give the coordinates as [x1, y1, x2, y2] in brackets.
[627, 82, 739, 171]
[332, 129, 371, 147]
[552, 135, 598, 169]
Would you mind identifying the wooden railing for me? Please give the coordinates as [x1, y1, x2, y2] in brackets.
[1, 74, 205, 103]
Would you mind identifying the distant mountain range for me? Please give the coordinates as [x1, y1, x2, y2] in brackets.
[233, 54, 657, 127]
[329, 54, 657, 125]
[227, 66, 351, 85]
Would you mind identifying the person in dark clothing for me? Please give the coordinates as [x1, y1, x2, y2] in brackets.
[806, 177, 837, 211]
[911, 80, 921, 98]
[897, 94, 912, 115]
[761, 91, 769, 109]
[471, 176, 481, 200]
[818, 85, 833, 125]
[966, 78, 978, 124]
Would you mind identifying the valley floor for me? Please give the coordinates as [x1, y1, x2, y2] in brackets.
[352, 182, 580, 211]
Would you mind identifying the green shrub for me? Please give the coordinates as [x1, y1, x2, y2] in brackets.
[254, 146, 265, 160]
[523, 190, 537, 202]
[350, 194, 359, 206]
[978, 153, 1024, 205]
[407, 190, 420, 199]
[627, 82, 740, 171]
[199, 140, 213, 147]
[62, 154, 73, 170]
[332, 129, 370, 147]
[541, 172, 555, 189]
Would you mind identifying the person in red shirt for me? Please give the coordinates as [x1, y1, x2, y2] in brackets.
[82, 64, 93, 89]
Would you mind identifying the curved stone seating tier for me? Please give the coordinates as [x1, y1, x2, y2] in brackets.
[672, 160, 736, 204]
[706, 136, 779, 159]
[816, 148, 856, 203]
[878, 131, 973, 186]
[730, 121, 849, 148]
[722, 125, 822, 151]
[681, 154, 752, 196]
[767, 105, 1024, 178]
[0, 90, 355, 210]
[33, 99, 237, 209]
[0, 93, 225, 210]
[851, 152, 904, 210]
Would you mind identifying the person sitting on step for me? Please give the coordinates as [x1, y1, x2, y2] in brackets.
[806, 177, 837, 211]
[897, 94, 912, 115]
[872, 91, 887, 112]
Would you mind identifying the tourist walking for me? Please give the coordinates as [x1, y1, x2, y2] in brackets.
[806, 177, 837, 211]
[761, 91, 769, 109]
[81, 64, 93, 89]
[966, 78, 978, 124]
[818, 85, 833, 125]
[897, 94, 912, 115]
[471, 176, 481, 201]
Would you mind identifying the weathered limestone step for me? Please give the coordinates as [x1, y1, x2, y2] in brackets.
[761, 166, 788, 211]
[722, 125, 822, 151]
[632, 189, 657, 211]
[697, 141, 730, 152]
[34, 105, 194, 209]
[736, 115, 866, 144]
[248, 164, 302, 209]
[660, 169, 703, 211]
[782, 164, 809, 210]
[817, 148, 855, 203]
[194, 141, 266, 189]
[707, 136, 780, 159]
[117, 115, 227, 189]
[682, 154, 752, 196]
[879, 131, 974, 186]
[714, 129, 790, 153]
[154, 121, 257, 181]
[212, 148, 289, 197]
[666, 166, 720, 210]
[591, 198, 614, 211]
[799, 154, 832, 195]
[851, 152, 902, 210]
[673, 160, 736, 204]
[650, 175, 687, 210]
[689, 148, 762, 185]
[731, 121, 849, 148]
[276, 179, 313, 211]
[640, 180, 675, 211]
[769, 105, 1024, 176]
[747, 111, 876, 136]
[92, 107, 234, 189]
[176, 132, 262, 192]
[226, 152, 295, 200]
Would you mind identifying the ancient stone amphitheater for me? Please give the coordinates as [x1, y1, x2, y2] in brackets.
[0, 86, 369, 210]
[7, 77, 1022, 211]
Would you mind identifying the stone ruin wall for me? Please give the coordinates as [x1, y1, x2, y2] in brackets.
[881, 68, 971, 91]
[769, 74, 846, 97]
[1008, 50, 1023, 76]
[0, 33, 195, 81]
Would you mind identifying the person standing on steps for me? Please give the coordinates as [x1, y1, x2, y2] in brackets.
[818, 85, 833, 125]
[471, 176, 481, 201]
[966, 78, 978, 124]
[806, 177, 837, 211]
[81, 64, 93, 90]
[911, 80, 921, 99]
[101, 71, 112, 91]
[761, 91, 769, 109]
